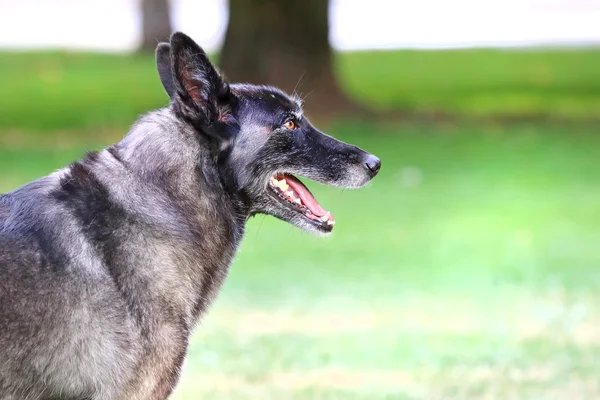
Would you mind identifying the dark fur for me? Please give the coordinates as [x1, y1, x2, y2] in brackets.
[0, 32, 380, 400]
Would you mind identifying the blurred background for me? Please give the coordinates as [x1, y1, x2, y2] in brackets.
[1, 0, 600, 398]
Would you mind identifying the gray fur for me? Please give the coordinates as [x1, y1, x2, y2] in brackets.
[0, 32, 380, 399]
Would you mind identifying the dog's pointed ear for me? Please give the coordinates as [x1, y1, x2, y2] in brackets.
[156, 42, 175, 99]
[169, 32, 234, 135]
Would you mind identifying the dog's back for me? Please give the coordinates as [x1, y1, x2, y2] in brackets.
[0, 195, 9, 221]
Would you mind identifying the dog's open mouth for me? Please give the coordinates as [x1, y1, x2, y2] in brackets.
[269, 173, 335, 230]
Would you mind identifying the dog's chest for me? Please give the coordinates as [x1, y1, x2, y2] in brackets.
[132, 205, 244, 325]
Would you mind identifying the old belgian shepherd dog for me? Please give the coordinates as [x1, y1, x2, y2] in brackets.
[0, 32, 381, 399]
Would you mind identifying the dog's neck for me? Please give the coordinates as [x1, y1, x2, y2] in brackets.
[114, 108, 247, 216]
[85, 108, 248, 324]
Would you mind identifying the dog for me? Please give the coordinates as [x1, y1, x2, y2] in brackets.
[0, 32, 381, 399]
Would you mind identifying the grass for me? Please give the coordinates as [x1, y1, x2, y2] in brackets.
[1, 47, 600, 398]
[2, 122, 600, 399]
[1, 48, 599, 132]
[0, 51, 162, 132]
[339, 49, 600, 119]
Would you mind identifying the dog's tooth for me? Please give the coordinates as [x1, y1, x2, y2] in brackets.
[275, 179, 287, 191]
[293, 198, 301, 205]
[285, 190, 294, 198]
[320, 212, 331, 222]
[327, 220, 336, 226]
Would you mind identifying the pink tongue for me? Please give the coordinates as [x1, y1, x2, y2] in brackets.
[279, 174, 328, 217]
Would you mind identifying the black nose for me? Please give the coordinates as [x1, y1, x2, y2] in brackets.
[364, 154, 381, 177]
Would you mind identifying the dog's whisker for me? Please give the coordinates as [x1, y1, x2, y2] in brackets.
[301, 89, 314, 102]
[255, 215, 267, 239]
[292, 70, 306, 101]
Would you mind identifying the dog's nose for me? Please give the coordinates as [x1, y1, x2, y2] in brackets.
[364, 154, 381, 177]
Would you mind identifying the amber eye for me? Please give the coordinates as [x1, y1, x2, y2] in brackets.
[283, 119, 296, 130]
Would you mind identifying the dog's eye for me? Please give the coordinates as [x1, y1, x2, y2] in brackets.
[283, 119, 296, 130]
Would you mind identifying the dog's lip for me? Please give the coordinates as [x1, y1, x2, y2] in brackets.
[267, 173, 335, 230]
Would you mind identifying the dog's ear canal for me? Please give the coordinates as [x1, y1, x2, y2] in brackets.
[168, 32, 236, 139]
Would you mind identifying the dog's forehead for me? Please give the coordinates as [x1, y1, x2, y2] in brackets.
[232, 84, 303, 117]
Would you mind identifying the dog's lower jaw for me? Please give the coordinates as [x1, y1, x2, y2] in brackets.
[299, 220, 334, 236]
[255, 207, 333, 236]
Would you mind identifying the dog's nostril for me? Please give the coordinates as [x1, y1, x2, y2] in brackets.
[364, 155, 381, 175]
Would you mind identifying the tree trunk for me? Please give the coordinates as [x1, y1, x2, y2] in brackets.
[139, 0, 172, 52]
[220, 0, 364, 120]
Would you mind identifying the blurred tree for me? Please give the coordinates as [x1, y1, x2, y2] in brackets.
[220, 0, 363, 119]
[140, 0, 172, 52]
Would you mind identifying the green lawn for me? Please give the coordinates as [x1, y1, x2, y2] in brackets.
[339, 49, 600, 120]
[1, 48, 600, 398]
[1, 48, 599, 132]
[2, 122, 599, 399]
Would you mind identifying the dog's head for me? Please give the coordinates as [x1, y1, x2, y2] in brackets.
[156, 32, 381, 235]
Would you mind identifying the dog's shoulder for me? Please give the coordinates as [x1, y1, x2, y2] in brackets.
[0, 172, 82, 269]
